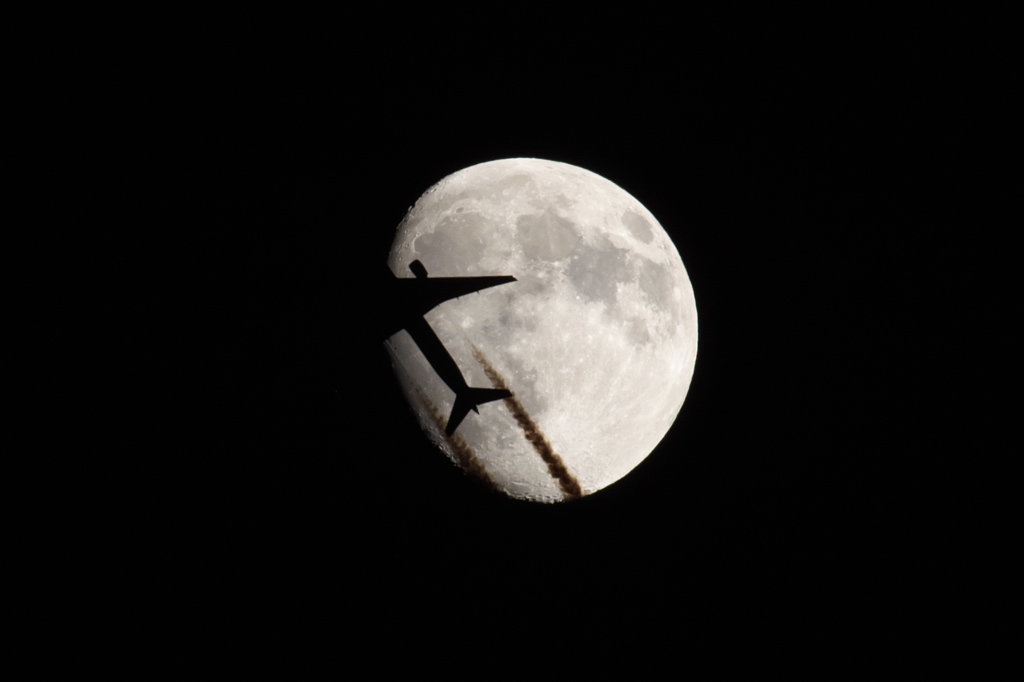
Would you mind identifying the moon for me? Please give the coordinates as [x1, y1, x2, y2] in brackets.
[386, 158, 697, 502]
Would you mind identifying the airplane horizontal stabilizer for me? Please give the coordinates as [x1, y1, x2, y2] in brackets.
[445, 387, 513, 436]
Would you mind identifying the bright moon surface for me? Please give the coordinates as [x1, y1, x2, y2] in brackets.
[387, 159, 697, 502]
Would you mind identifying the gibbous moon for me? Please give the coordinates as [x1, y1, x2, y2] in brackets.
[387, 158, 697, 502]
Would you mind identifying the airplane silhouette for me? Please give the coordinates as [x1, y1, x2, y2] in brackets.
[384, 259, 516, 435]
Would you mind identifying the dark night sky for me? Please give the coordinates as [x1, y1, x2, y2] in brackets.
[34, 14, 970, 660]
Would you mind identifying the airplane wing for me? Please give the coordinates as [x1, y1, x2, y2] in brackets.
[379, 262, 516, 340]
[392, 274, 517, 317]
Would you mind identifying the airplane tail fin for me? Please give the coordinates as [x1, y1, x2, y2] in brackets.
[445, 387, 513, 436]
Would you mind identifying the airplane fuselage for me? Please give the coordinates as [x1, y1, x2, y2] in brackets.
[401, 314, 470, 396]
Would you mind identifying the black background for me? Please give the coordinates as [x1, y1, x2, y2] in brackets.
[32, 11, 971, 664]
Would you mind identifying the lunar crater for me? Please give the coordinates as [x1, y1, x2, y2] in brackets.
[516, 210, 580, 262]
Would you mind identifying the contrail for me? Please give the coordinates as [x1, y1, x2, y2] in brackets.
[468, 343, 583, 501]
[404, 367, 499, 492]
